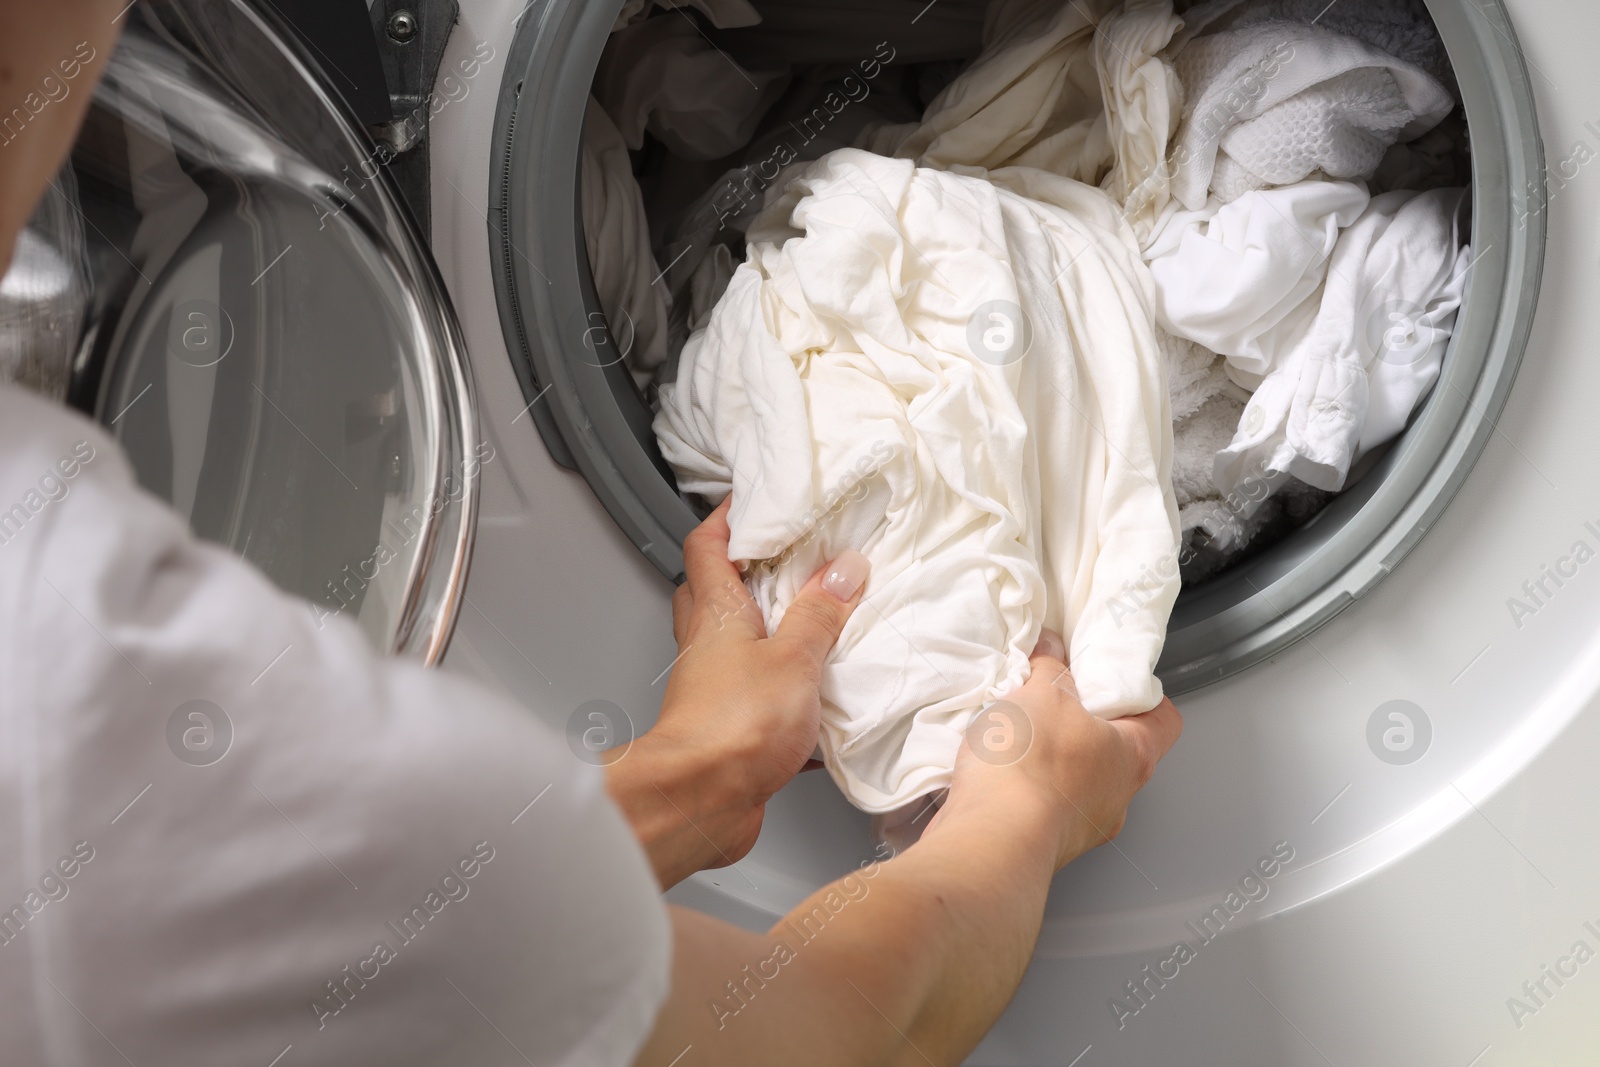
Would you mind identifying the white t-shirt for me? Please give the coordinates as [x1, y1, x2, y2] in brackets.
[0, 383, 669, 1066]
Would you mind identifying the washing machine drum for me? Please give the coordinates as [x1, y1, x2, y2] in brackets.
[17, 2, 478, 662]
[488, 0, 1543, 692]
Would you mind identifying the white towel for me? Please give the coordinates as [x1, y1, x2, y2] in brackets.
[593, 15, 789, 161]
[1168, 18, 1455, 209]
[1186, 0, 1455, 87]
[580, 98, 671, 388]
[1161, 327, 1236, 424]
[1157, 330, 1337, 563]
[655, 149, 1178, 812]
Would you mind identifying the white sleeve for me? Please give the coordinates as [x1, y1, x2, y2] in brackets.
[0, 384, 669, 1067]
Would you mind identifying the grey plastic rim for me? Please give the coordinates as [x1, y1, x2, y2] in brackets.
[489, 0, 696, 581]
[488, 0, 1546, 691]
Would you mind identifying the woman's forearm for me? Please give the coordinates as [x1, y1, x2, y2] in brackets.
[780, 803, 1060, 1064]
[635, 798, 1063, 1067]
[626, 622, 1182, 1067]
[604, 726, 761, 889]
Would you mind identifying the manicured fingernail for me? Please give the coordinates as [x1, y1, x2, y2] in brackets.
[1032, 628, 1066, 662]
[821, 549, 870, 601]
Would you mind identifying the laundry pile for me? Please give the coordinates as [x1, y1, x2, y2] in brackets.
[659, 150, 1178, 811]
[1149, 0, 1471, 564]
[577, 0, 1473, 811]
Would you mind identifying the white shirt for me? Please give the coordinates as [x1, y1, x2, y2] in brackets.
[0, 383, 669, 1066]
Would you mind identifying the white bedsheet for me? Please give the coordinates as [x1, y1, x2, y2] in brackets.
[655, 149, 1177, 811]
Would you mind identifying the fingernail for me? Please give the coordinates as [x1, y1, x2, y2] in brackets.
[1032, 628, 1066, 662]
[821, 549, 871, 601]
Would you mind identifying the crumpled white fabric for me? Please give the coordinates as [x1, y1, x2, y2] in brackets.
[642, 0, 1191, 380]
[593, 15, 789, 161]
[580, 97, 670, 387]
[611, 0, 762, 33]
[1146, 180, 1369, 373]
[655, 149, 1178, 811]
[1096, 0, 1187, 240]
[857, 0, 1116, 177]
[859, 0, 1186, 241]
[1167, 16, 1455, 208]
[1215, 186, 1470, 490]
[1148, 180, 1470, 493]
[685, 243, 735, 335]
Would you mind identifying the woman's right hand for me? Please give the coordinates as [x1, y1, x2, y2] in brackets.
[928, 632, 1184, 870]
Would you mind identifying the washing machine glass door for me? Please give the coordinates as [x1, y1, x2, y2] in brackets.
[52, 2, 478, 663]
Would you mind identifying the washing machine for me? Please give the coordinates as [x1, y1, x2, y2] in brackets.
[42, 0, 1600, 1063]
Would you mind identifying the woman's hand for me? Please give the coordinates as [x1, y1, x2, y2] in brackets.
[926, 631, 1183, 870]
[606, 499, 869, 888]
[632, 631, 1184, 1067]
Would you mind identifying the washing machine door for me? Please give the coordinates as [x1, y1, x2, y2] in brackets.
[44, 1, 478, 662]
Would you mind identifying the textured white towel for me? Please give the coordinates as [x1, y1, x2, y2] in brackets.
[1186, 0, 1454, 86]
[1168, 18, 1455, 208]
[1156, 330, 1331, 562]
[655, 149, 1178, 811]
[593, 15, 789, 161]
[580, 98, 671, 388]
